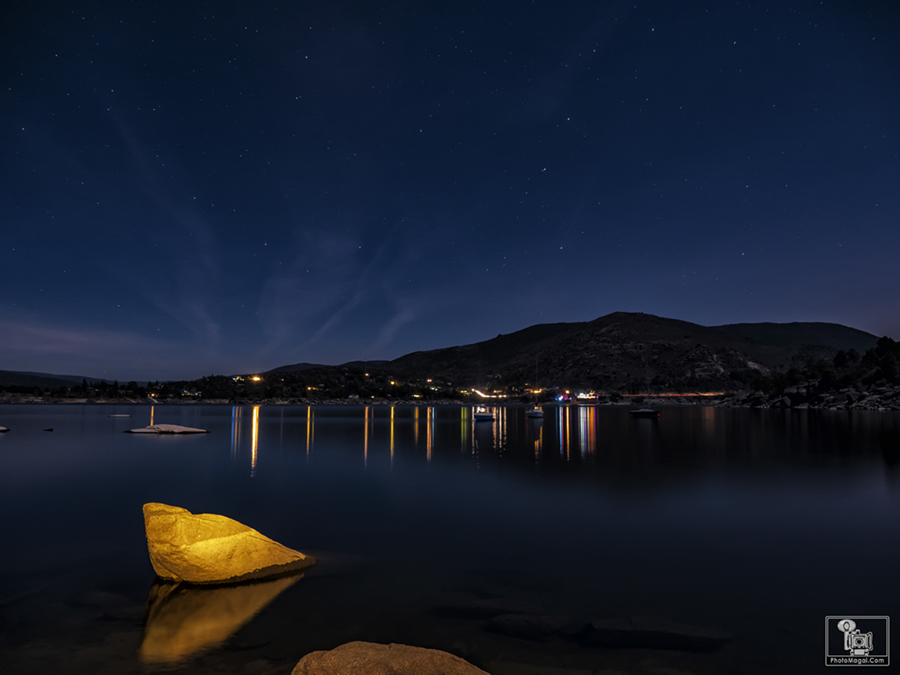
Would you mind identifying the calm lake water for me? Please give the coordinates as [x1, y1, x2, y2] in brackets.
[0, 404, 898, 674]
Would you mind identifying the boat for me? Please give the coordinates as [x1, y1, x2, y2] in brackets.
[629, 408, 659, 419]
[524, 356, 544, 418]
[473, 408, 494, 421]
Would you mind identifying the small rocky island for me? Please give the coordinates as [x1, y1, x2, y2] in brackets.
[127, 424, 208, 434]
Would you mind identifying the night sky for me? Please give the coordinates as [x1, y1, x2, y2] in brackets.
[3, 1, 899, 381]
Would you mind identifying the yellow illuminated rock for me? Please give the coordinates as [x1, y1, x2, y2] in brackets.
[140, 575, 302, 664]
[143, 503, 317, 584]
[291, 642, 490, 675]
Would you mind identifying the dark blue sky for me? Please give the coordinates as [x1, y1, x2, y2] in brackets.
[3, 1, 899, 380]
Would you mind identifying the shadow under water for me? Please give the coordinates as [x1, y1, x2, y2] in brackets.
[140, 573, 304, 666]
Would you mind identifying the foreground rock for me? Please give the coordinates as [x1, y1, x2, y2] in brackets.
[0, 426, 8, 432]
[580, 615, 731, 652]
[291, 642, 489, 675]
[128, 424, 208, 434]
[143, 503, 316, 584]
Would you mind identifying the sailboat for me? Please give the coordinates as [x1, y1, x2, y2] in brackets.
[526, 355, 544, 418]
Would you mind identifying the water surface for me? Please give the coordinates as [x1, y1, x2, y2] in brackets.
[0, 404, 897, 674]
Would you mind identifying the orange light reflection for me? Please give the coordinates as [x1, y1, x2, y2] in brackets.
[250, 405, 259, 476]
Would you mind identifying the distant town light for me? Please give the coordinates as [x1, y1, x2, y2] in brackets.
[473, 389, 508, 399]
[250, 376, 262, 382]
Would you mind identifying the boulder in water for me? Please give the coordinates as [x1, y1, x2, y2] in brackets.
[143, 502, 316, 584]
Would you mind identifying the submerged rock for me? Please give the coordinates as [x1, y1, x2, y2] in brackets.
[291, 641, 489, 675]
[143, 503, 317, 584]
[580, 615, 731, 652]
[71, 590, 132, 609]
[488, 613, 571, 641]
[434, 597, 544, 619]
[128, 424, 208, 434]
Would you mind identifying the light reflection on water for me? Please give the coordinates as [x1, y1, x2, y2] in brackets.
[218, 404, 900, 482]
[0, 404, 898, 674]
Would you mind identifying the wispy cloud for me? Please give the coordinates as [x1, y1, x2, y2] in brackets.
[0, 317, 221, 381]
[365, 305, 418, 355]
[255, 229, 364, 358]
[109, 110, 223, 347]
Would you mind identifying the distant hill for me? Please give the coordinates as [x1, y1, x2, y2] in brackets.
[6, 313, 882, 395]
[712, 322, 877, 353]
[265, 362, 326, 374]
[267, 360, 389, 374]
[326, 312, 881, 391]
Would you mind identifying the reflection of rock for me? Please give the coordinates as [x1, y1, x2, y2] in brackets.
[291, 641, 489, 675]
[141, 575, 301, 664]
[143, 503, 317, 584]
[128, 424, 208, 434]
[580, 615, 731, 652]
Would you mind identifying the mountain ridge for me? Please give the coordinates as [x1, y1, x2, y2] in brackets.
[342, 312, 879, 391]
[2, 313, 881, 393]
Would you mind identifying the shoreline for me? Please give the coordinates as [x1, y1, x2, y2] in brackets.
[1, 391, 899, 411]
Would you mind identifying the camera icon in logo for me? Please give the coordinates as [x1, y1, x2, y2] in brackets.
[837, 618, 873, 656]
